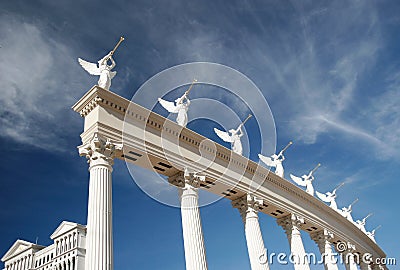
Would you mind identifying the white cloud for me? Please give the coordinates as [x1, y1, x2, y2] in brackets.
[0, 15, 89, 151]
[363, 71, 400, 159]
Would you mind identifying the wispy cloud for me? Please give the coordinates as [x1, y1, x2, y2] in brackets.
[0, 15, 88, 151]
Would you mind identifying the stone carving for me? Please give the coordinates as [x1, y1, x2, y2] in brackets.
[258, 141, 292, 178]
[315, 182, 345, 210]
[214, 115, 251, 155]
[355, 213, 373, 233]
[231, 194, 263, 220]
[366, 225, 381, 242]
[78, 133, 122, 167]
[158, 80, 197, 127]
[340, 198, 358, 222]
[78, 37, 124, 90]
[290, 164, 321, 196]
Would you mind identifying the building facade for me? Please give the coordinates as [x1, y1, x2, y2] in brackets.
[1, 222, 86, 270]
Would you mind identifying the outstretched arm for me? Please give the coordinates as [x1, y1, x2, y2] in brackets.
[109, 55, 116, 69]
[99, 52, 111, 65]
[184, 95, 190, 106]
[236, 125, 244, 137]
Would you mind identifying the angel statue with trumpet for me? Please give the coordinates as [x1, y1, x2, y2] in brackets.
[78, 37, 124, 90]
[355, 213, 373, 233]
[340, 198, 358, 222]
[214, 115, 252, 155]
[258, 141, 292, 178]
[158, 80, 197, 127]
[315, 182, 345, 210]
[366, 225, 381, 242]
[290, 163, 321, 196]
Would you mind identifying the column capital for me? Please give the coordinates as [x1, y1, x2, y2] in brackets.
[310, 229, 334, 244]
[371, 263, 384, 270]
[232, 194, 263, 219]
[341, 242, 356, 254]
[168, 168, 206, 189]
[277, 214, 305, 232]
[78, 133, 122, 168]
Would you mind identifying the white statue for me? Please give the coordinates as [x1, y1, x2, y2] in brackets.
[315, 182, 345, 210]
[158, 80, 197, 127]
[340, 198, 358, 222]
[366, 225, 381, 242]
[290, 163, 321, 196]
[78, 37, 124, 90]
[258, 141, 293, 178]
[214, 115, 252, 155]
[355, 213, 373, 233]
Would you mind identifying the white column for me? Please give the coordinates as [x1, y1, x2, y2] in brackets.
[21, 257, 26, 270]
[310, 230, 338, 270]
[360, 259, 372, 270]
[340, 243, 358, 270]
[232, 194, 270, 270]
[29, 255, 34, 269]
[169, 171, 208, 270]
[79, 133, 122, 270]
[371, 263, 383, 270]
[277, 214, 311, 270]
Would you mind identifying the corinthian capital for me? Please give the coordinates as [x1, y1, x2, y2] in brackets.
[78, 133, 122, 167]
[168, 168, 206, 189]
[310, 229, 334, 246]
[232, 194, 263, 220]
[277, 214, 305, 235]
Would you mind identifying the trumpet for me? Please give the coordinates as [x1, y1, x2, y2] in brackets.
[110, 36, 125, 56]
[279, 141, 293, 155]
[184, 79, 198, 96]
[310, 163, 321, 174]
[239, 114, 252, 128]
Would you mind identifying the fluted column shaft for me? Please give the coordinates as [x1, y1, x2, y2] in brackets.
[310, 230, 338, 270]
[277, 214, 311, 270]
[341, 245, 358, 270]
[170, 171, 208, 270]
[232, 194, 269, 270]
[79, 134, 122, 270]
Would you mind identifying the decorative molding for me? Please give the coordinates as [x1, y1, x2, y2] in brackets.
[232, 194, 263, 220]
[277, 214, 305, 236]
[71, 86, 387, 259]
[168, 169, 206, 189]
[78, 133, 122, 167]
[310, 229, 334, 244]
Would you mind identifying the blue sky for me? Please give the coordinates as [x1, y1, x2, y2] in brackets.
[0, 0, 399, 269]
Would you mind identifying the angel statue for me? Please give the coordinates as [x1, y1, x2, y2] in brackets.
[366, 225, 381, 242]
[78, 37, 124, 90]
[290, 163, 321, 196]
[258, 141, 292, 178]
[355, 213, 373, 233]
[158, 80, 197, 127]
[340, 198, 358, 222]
[315, 182, 345, 210]
[214, 115, 252, 155]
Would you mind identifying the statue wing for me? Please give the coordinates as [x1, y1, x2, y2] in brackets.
[110, 71, 117, 79]
[78, 58, 101, 75]
[290, 174, 306, 187]
[316, 191, 330, 202]
[158, 98, 179, 113]
[258, 154, 275, 167]
[214, 128, 233, 143]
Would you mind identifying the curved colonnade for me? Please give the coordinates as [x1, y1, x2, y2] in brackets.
[73, 86, 387, 270]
